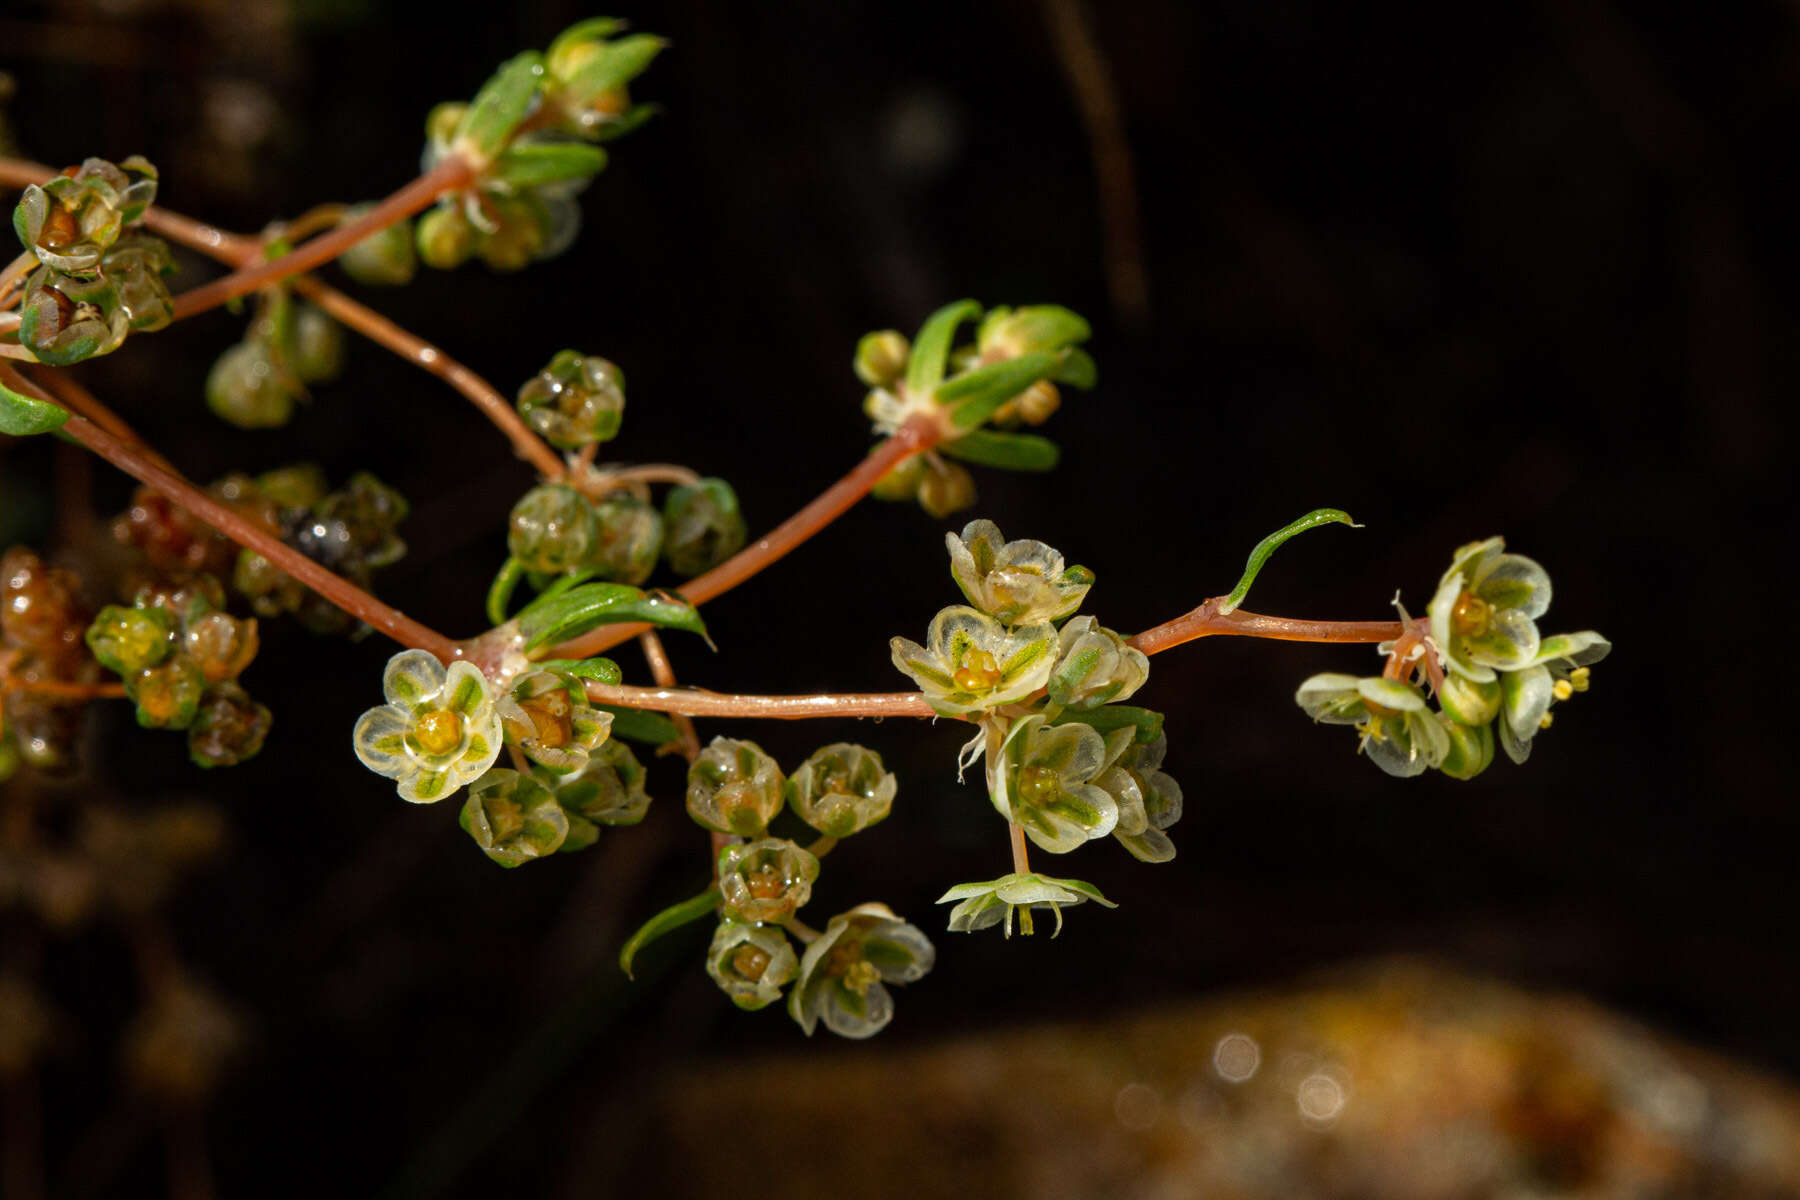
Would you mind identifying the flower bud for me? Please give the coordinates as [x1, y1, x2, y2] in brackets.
[127, 657, 205, 730]
[1437, 714, 1495, 781]
[476, 193, 550, 272]
[718, 838, 820, 924]
[1438, 672, 1502, 726]
[288, 303, 344, 385]
[187, 683, 272, 768]
[870, 450, 926, 501]
[18, 268, 128, 365]
[976, 304, 1090, 360]
[686, 737, 784, 836]
[416, 204, 476, 270]
[706, 921, 798, 1011]
[183, 612, 259, 683]
[336, 206, 418, 286]
[853, 330, 909, 387]
[588, 494, 663, 584]
[103, 233, 176, 332]
[786, 742, 896, 837]
[206, 339, 303, 429]
[515, 350, 626, 449]
[85, 604, 176, 675]
[916, 460, 976, 519]
[509, 484, 598, 573]
[662, 477, 746, 577]
[1046, 616, 1149, 709]
[460, 768, 570, 867]
[554, 738, 650, 826]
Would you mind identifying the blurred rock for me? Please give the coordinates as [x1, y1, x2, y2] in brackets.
[647, 960, 1800, 1199]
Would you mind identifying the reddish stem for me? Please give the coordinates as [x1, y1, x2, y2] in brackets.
[168, 156, 475, 321]
[1128, 597, 1404, 655]
[636, 629, 700, 760]
[583, 681, 938, 721]
[550, 418, 939, 659]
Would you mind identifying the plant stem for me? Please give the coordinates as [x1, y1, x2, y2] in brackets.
[582, 682, 938, 721]
[1009, 821, 1032, 876]
[168, 155, 474, 321]
[0, 366, 459, 660]
[549, 418, 939, 659]
[26, 367, 179, 473]
[0, 250, 35, 306]
[1129, 596, 1404, 655]
[636, 629, 700, 760]
[575, 461, 702, 498]
[4, 678, 126, 700]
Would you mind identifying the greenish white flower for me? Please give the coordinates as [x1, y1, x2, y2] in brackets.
[990, 713, 1118, 853]
[1427, 538, 1553, 682]
[497, 669, 612, 772]
[717, 838, 820, 924]
[788, 903, 934, 1039]
[515, 350, 625, 449]
[459, 768, 569, 866]
[1496, 631, 1611, 764]
[890, 605, 1057, 718]
[509, 484, 598, 574]
[706, 921, 798, 1012]
[946, 519, 1093, 626]
[1295, 673, 1450, 778]
[937, 872, 1116, 937]
[686, 737, 785, 836]
[1093, 730, 1183, 862]
[785, 742, 897, 837]
[1046, 616, 1148, 710]
[548, 738, 650, 826]
[353, 649, 502, 803]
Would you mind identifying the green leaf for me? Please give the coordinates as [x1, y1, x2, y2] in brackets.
[0, 374, 69, 436]
[595, 704, 683, 746]
[517, 582, 708, 651]
[456, 51, 548, 162]
[940, 351, 1061, 431]
[903, 299, 980, 398]
[619, 886, 718, 978]
[563, 34, 667, 101]
[547, 17, 629, 62]
[1053, 346, 1098, 390]
[486, 556, 526, 626]
[941, 429, 1060, 472]
[489, 141, 608, 189]
[1221, 508, 1361, 615]
[532, 657, 624, 686]
[1049, 705, 1164, 744]
[588, 103, 660, 143]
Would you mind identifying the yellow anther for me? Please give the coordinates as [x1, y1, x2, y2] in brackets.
[842, 960, 881, 996]
[414, 708, 463, 756]
[1552, 679, 1574, 702]
[952, 648, 1003, 693]
[1569, 667, 1591, 692]
[1538, 712, 1555, 731]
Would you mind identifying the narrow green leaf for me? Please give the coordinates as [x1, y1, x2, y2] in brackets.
[1049, 705, 1164, 744]
[533, 657, 624, 686]
[518, 582, 708, 651]
[564, 34, 667, 101]
[486, 556, 526, 625]
[595, 704, 683, 746]
[1221, 508, 1361, 615]
[941, 351, 1061, 431]
[1053, 347, 1098, 390]
[941, 429, 1060, 472]
[0, 374, 69, 436]
[547, 17, 629, 62]
[456, 51, 547, 161]
[619, 886, 718, 978]
[903, 299, 981, 398]
[489, 141, 607, 189]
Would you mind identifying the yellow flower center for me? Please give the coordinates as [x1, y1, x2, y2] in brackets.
[953, 649, 1003, 693]
[1018, 764, 1060, 806]
[1450, 591, 1491, 637]
[414, 708, 464, 756]
[842, 960, 881, 996]
[729, 944, 771, 982]
[1569, 666, 1591, 692]
[746, 862, 786, 900]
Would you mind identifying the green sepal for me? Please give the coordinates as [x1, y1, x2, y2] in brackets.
[563, 34, 667, 102]
[546, 17, 630, 63]
[530, 657, 624, 686]
[517, 581, 709, 651]
[489, 141, 608, 189]
[904, 299, 981, 398]
[1221, 508, 1360, 614]
[619, 885, 719, 978]
[486, 556, 526, 625]
[595, 704, 683, 746]
[1048, 704, 1164, 745]
[1053, 347, 1097, 389]
[939, 351, 1061, 430]
[455, 51, 547, 162]
[0, 374, 69, 436]
[940, 429, 1060, 472]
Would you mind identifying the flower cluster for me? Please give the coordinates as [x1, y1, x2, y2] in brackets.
[11, 156, 173, 365]
[85, 574, 270, 768]
[892, 521, 1185, 936]
[409, 22, 662, 272]
[506, 476, 745, 588]
[1, 547, 98, 776]
[1296, 538, 1610, 778]
[235, 469, 409, 635]
[859, 301, 1097, 518]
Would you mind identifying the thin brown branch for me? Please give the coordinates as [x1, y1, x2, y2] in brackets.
[168, 155, 475, 321]
[636, 629, 700, 760]
[3, 677, 126, 700]
[584, 681, 938, 721]
[25, 367, 178, 474]
[577, 461, 702, 498]
[550, 417, 941, 659]
[1129, 596, 1404, 656]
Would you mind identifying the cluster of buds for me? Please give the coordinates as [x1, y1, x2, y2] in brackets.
[1296, 538, 1610, 779]
[205, 287, 345, 428]
[409, 21, 662, 272]
[515, 349, 626, 449]
[1, 547, 99, 776]
[891, 521, 1187, 935]
[683, 736, 932, 1036]
[508, 474, 744, 587]
[235, 467, 408, 635]
[859, 302, 1096, 519]
[112, 473, 274, 580]
[85, 574, 270, 768]
[10, 156, 174, 365]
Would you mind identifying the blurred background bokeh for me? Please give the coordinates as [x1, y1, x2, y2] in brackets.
[2, 0, 1795, 1196]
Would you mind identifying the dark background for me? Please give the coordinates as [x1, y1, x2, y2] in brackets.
[2, 0, 1793, 1194]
